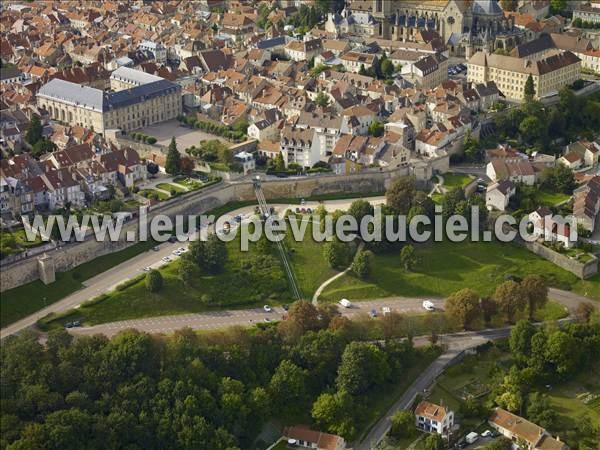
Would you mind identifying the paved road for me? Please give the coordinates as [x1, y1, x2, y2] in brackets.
[0, 197, 385, 339]
[70, 297, 444, 338]
[356, 327, 530, 450]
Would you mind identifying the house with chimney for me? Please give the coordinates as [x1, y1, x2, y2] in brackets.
[489, 408, 569, 450]
[414, 401, 454, 436]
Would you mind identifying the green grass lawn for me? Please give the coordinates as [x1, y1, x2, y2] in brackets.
[0, 240, 157, 328]
[443, 173, 475, 190]
[156, 183, 187, 193]
[320, 239, 599, 302]
[430, 193, 444, 205]
[139, 189, 170, 201]
[537, 190, 571, 207]
[172, 177, 203, 190]
[546, 363, 600, 430]
[285, 221, 338, 297]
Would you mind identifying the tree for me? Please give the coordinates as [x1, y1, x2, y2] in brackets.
[189, 233, 228, 273]
[423, 433, 445, 450]
[315, 91, 330, 108]
[389, 411, 415, 439]
[463, 130, 480, 162]
[25, 114, 43, 145]
[311, 390, 355, 439]
[145, 269, 163, 293]
[520, 275, 548, 320]
[336, 342, 390, 395]
[527, 392, 557, 429]
[368, 120, 384, 137]
[575, 302, 595, 323]
[31, 138, 57, 158]
[445, 288, 480, 329]
[494, 281, 527, 323]
[381, 58, 394, 79]
[358, 64, 367, 76]
[165, 137, 181, 174]
[179, 256, 196, 286]
[288, 300, 320, 334]
[323, 239, 354, 270]
[180, 156, 195, 175]
[269, 360, 308, 418]
[545, 330, 581, 378]
[147, 162, 159, 175]
[273, 152, 285, 172]
[550, 0, 566, 13]
[509, 320, 537, 362]
[524, 74, 535, 102]
[400, 245, 417, 271]
[351, 250, 372, 279]
[386, 176, 415, 215]
[347, 199, 374, 223]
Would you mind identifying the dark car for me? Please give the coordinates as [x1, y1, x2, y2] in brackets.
[282, 304, 289, 311]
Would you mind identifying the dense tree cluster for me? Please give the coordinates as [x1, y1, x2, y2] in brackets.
[1, 297, 432, 448]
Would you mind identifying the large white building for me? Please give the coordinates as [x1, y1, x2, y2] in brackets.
[37, 69, 182, 134]
[467, 50, 581, 101]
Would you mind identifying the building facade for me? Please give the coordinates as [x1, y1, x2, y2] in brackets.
[37, 69, 182, 134]
[467, 50, 581, 101]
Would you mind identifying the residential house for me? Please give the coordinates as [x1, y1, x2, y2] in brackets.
[573, 175, 600, 233]
[339, 51, 378, 73]
[557, 151, 583, 170]
[529, 206, 575, 249]
[486, 158, 536, 185]
[565, 140, 600, 167]
[415, 401, 454, 436]
[280, 126, 319, 168]
[489, 408, 569, 450]
[486, 180, 516, 211]
[281, 425, 346, 450]
[285, 38, 322, 62]
[401, 53, 448, 89]
[40, 168, 85, 210]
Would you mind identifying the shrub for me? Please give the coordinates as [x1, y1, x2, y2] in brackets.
[145, 270, 163, 293]
[147, 137, 157, 144]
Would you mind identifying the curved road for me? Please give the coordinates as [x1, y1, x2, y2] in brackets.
[0, 197, 385, 339]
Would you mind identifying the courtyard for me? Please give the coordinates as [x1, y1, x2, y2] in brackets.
[138, 119, 230, 151]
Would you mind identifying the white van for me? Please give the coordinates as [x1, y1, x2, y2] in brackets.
[465, 432, 479, 444]
[339, 299, 352, 308]
[422, 300, 435, 311]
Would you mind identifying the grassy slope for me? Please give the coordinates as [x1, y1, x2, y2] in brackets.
[45, 222, 337, 326]
[0, 240, 157, 327]
[320, 239, 600, 302]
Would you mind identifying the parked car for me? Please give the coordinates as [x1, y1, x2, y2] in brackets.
[481, 430, 493, 438]
[65, 322, 74, 328]
[422, 300, 435, 311]
[152, 246, 160, 251]
[339, 299, 352, 308]
[370, 309, 378, 318]
[382, 306, 391, 316]
[143, 266, 151, 272]
[282, 304, 289, 311]
[263, 305, 272, 312]
[263, 317, 271, 323]
[162, 256, 171, 262]
[465, 432, 479, 445]
[168, 236, 177, 243]
[72, 321, 81, 327]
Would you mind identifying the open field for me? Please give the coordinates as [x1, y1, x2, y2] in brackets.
[320, 239, 600, 302]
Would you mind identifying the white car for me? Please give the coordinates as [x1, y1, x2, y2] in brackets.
[162, 256, 171, 262]
[263, 305, 272, 312]
[177, 247, 186, 253]
[382, 306, 391, 316]
[173, 250, 180, 255]
[481, 430, 493, 438]
[422, 300, 435, 311]
[143, 267, 151, 272]
[339, 299, 352, 308]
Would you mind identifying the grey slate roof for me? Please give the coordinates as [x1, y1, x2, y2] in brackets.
[37, 77, 180, 113]
[38, 78, 105, 112]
